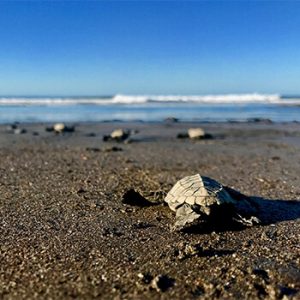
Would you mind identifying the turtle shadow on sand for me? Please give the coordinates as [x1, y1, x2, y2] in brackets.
[251, 196, 300, 225]
[182, 197, 300, 234]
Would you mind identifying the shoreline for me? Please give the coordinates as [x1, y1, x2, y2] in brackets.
[1, 117, 300, 125]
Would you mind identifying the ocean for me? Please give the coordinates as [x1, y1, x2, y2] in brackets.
[1, 93, 300, 124]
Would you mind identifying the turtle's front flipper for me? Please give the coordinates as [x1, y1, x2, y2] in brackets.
[174, 204, 201, 229]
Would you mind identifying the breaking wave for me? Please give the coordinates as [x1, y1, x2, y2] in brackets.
[110, 93, 283, 104]
[1, 93, 300, 106]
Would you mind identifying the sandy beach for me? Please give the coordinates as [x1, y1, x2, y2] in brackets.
[0, 121, 299, 299]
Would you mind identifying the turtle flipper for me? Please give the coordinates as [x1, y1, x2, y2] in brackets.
[232, 213, 260, 226]
[174, 204, 201, 229]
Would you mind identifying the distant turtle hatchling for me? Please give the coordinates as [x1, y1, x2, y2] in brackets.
[165, 174, 260, 229]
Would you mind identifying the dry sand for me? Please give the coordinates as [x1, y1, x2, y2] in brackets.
[0, 122, 300, 299]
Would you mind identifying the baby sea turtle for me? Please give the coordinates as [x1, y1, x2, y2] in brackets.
[177, 128, 213, 140]
[46, 123, 75, 133]
[188, 128, 206, 139]
[165, 174, 259, 229]
[188, 128, 213, 140]
[103, 129, 131, 142]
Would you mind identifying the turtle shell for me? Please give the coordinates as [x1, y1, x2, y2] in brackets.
[165, 174, 235, 212]
[165, 174, 260, 229]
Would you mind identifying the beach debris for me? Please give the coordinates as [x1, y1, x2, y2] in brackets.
[46, 123, 75, 133]
[165, 174, 260, 229]
[103, 129, 130, 142]
[150, 275, 175, 292]
[188, 128, 213, 139]
[122, 189, 153, 207]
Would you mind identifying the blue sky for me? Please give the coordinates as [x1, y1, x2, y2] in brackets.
[0, 1, 299, 96]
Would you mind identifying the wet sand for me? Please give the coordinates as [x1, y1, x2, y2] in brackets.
[0, 122, 300, 299]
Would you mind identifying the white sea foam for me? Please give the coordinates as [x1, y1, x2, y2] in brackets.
[111, 93, 283, 104]
[0, 97, 110, 106]
[0, 93, 300, 106]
